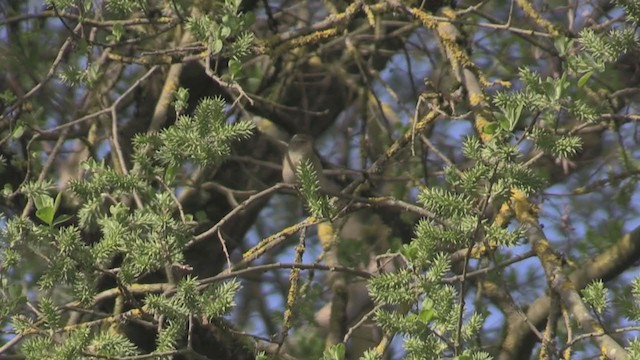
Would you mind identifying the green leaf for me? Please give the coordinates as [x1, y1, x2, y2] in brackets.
[483, 122, 499, 135]
[496, 113, 510, 131]
[229, 59, 242, 78]
[507, 102, 524, 130]
[577, 71, 593, 87]
[0, 89, 17, 104]
[164, 165, 177, 183]
[36, 207, 55, 226]
[112, 22, 124, 42]
[418, 298, 435, 323]
[211, 39, 223, 54]
[52, 214, 73, 227]
[195, 211, 209, 222]
[34, 194, 53, 210]
[418, 307, 435, 324]
[12, 125, 24, 139]
[220, 25, 231, 38]
[555, 74, 569, 99]
[244, 11, 256, 27]
[53, 192, 63, 213]
[554, 37, 567, 55]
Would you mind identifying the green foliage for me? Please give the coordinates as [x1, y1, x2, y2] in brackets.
[1, 89, 250, 360]
[403, 335, 446, 359]
[45, 0, 75, 9]
[0, 90, 17, 106]
[516, 69, 571, 111]
[424, 253, 452, 281]
[3, 0, 640, 358]
[81, 197, 188, 284]
[71, 272, 97, 307]
[137, 96, 255, 168]
[11, 314, 34, 335]
[1, 208, 94, 293]
[202, 279, 241, 320]
[529, 128, 582, 159]
[632, 276, 640, 301]
[156, 318, 184, 353]
[186, 0, 255, 56]
[617, 0, 640, 23]
[366, 97, 550, 355]
[53, 327, 92, 360]
[405, 217, 472, 265]
[374, 308, 420, 334]
[231, 32, 256, 60]
[58, 63, 101, 88]
[296, 159, 335, 219]
[58, 66, 84, 86]
[106, 22, 125, 43]
[20, 335, 54, 359]
[321, 343, 346, 360]
[582, 279, 609, 315]
[461, 312, 485, 341]
[368, 261, 486, 355]
[173, 87, 190, 115]
[490, 100, 524, 134]
[458, 351, 493, 360]
[145, 278, 240, 321]
[39, 297, 61, 330]
[359, 349, 382, 360]
[89, 332, 139, 357]
[105, 0, 140, 14]
[68, 159, 143, 204]
[418, 187, 473, 218]
[623, 277, 640, 321]
[483, 222, 523, 247]
[628, 338, 640, 360]
[39, 226, 93, 289]
[143, 278, 240, 354]
[577, 28, 637, 69]
[32, 192, 71, 227]
[19, 180, 56, 200]
[368, 270, 417, 305]
[455, 138, 544, 197]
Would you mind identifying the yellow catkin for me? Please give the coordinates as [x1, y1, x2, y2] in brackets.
[469, 92, 486, 107]
[515, 0, 562, 36]
[242, 217, 318, 262]
[317, 221, 335, 250]
[410, 7, 438, 29]
[474, 115, 493, 143]
[511, 189, 538, 223]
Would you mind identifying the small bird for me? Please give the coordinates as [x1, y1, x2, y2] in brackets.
[282, 134, 339, 194]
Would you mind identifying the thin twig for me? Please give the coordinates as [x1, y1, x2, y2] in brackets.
[20, 128, 70, 218]
[2, 23, 82, 122]
[217, 229, 233, 271]
[189, 183, 289, 246]
[40, 66, 159, 135]
[343, 304, 383, 343]
[202, 57, 253, 107]
[197, 262, 371, 290]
